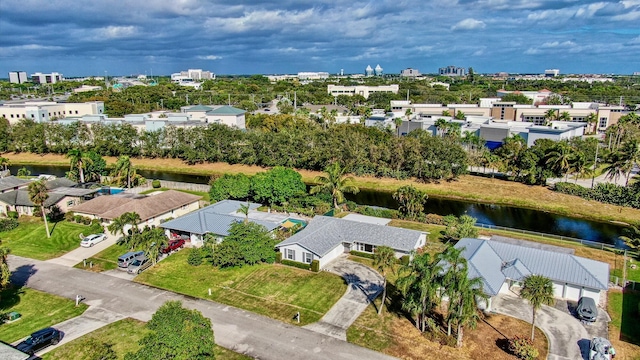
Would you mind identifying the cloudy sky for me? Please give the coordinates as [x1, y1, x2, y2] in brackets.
[1, 0, 639, 77]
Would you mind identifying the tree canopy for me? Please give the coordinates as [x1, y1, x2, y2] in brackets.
[211, 221, 276, 268]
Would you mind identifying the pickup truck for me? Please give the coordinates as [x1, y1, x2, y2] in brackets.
[161, 239, 185, 254]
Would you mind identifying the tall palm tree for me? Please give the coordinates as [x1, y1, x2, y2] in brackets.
[438, 246, 468, 336]
[585, 113, 598, 134]
[544, 109, 558, 125]
[558, 111, 571, 121]
[310, 162, 359, 210]
[435, 118, 448, 137]
[237, 201, 250, 224]
[450, 273, 487, 348]
[0, 240, 10, 293]
[397, 252, 442, 332]
[520, 274, 555, 341]
[373, 246, 396, 316]
[28, 179, 50, 238]
[604, 153, 626, 185]
[619, 140, 640, 186]
[394, 118, 403, 137]
[66, 148, 92, 183]
[107, 215, 129, 240]
[569, 152, 592, 183]
[112, 155, 136, 188]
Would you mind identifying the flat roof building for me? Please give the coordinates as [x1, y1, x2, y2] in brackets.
[8, 71, 27, 84]
[31, 72, 63, 84]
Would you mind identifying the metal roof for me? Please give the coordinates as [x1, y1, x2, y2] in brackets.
[160, 200, 283, 236]
[276, 216, 426, 257]
[342, 213, 392, 226]
[455, 238, 609, 296]
[185, 105, 214, 111]
[205, 105, 246, 115]
[0, 176, 29, 192]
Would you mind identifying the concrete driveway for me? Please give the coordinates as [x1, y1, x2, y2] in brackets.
[8, 255, 396, 360]
[46, 231, 120, 267]
[303, 256, 383, 340]
[557, 299, 610, 340]
[492, 293, 591, 360]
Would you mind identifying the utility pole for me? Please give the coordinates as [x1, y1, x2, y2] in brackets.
[591, 143, 599, 188]
[228, 93, 231, 105]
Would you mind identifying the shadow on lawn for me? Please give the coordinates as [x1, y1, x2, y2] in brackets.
[620, 289, 640, 346]
[0, 264, 38, 318]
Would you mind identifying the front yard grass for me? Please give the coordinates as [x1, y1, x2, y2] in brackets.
[0, 288, 87, 343]
[135, 249, 347, 325]
[73, 243, 130, 272]
[42, 317, 253, 360]
[0, 217, 102, 260]
[608, 289, 640, 359]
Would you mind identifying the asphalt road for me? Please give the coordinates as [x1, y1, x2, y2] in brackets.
[8, 255, 396, 360]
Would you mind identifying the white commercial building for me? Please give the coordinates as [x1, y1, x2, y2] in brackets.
[0, 101, 105, 124]
[8, 71, 28, 84]
[327, 84, 399, 99]
[297, 72, 329, 80]
[171, 69, 215, 82]
[30, 72, 63, 84]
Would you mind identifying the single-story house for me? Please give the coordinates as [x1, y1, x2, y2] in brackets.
[275, 216, 428, 269]
[0, 180, 98, 217]
[71, 190, 200, 228]
[160, 200, 291, 246]
[0, 176, 30, 194]
[455, 237, 609, 309]
[341, 213, 392, 226]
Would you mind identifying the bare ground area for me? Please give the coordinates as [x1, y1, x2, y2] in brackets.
[5, 152, 640, 224]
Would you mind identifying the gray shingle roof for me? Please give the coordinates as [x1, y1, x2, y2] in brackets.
[160, 200, 280, 236]
[0, 176, 29, 192]
[455, 238, 609, 296]
[0, 190, 66, 207]
[276, 216, 425, 257]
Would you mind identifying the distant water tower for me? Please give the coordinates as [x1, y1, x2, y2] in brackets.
[365, 65, 374, 77]
[375, 64, 383, 76]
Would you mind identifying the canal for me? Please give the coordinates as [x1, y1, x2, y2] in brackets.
[9, 164, 628, 246]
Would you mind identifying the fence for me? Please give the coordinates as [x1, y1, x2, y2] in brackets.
[610, 275, 640, 290]
[125, 180, 210, 194]
[475, 222, 619, 251]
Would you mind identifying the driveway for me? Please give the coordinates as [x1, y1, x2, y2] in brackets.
[8, 255, 396, 360]
[303, 256, 383, 340]
[556, 299, 610, 340]
[46, 231, 120, 267]
[492, 293, 590, 360]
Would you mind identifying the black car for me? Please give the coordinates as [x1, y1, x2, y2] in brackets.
[576, 296, 598, 322]
[16, 327, 62, 354]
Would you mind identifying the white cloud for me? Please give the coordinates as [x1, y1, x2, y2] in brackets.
[197, 55, 222, 60]
[451, 18, 486, 31]
[96, 26, 138, 39]
[612, 10, 640, 20]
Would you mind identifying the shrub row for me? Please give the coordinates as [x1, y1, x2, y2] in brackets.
[281, 259, 311, 270]
[554, 182, 640, 209]
[349, 250, 374, 259]
[6, 211, 18, 219]
[0, 218, 19, 232]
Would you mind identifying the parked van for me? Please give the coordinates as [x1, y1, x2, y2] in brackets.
[117, 251, 145, 270]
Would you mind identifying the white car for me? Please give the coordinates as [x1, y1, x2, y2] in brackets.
[80, 233, 107, 247]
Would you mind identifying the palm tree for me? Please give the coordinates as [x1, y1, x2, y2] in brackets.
[393, 118, 403, 137]
[569, 152, 592, 183]
[520, 274, 555, 341]
[544, 109, 558, 125]
[604, 153, 626, 185]
[373, 246, 396, 316]
[585, 113, 598, 134]
[112, 155, 136, 188]
[237, 201, 250, 224]
[0, 157, 9, 171]
[28, 179, 50, 238]
[310, 162, 359, 210]
[545, 143, 572, 181]
[66, 148, 92, 183]
[397, 252, 442, 332]
[441, 110, 451, 117]
[0, 240, 10, 293]
[620, 223, 640, 249]
[435, 118, 448, 137]
[450, 272, 487, 348]
[558, 111, 571, 121]
[393, 185, 428, 219]
[438, 246, 468, 336]
[123, 212, 141, 236]
[107, 215, 129, 240]
[618, 140, 640, 186]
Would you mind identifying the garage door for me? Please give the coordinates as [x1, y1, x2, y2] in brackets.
[582, 288, 601, 304]
[552, 283, 564, 298]
[565, 285, 582, 301]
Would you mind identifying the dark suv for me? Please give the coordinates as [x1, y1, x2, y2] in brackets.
[16, 327, 62, 354]
[161, 239, 185, 254]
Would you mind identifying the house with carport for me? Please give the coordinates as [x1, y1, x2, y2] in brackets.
[455, 237, 609, 310]
[275, 215, 428, 269]
[70, 190, 200, 229]
[159, 200, 292, 246]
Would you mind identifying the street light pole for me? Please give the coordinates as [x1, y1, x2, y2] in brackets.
[591, 143, 599, 189]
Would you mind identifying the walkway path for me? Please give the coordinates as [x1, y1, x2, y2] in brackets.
[492, 293, 590, 360]
[8, 255, 396, 360]
[304, 256, 383, 340]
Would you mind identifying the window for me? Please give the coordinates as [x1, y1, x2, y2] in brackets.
[286, 249, 295, 260]
[599, 117, 607, 128]
[303, 252, 312, 263]
[66, 200, 74, 207]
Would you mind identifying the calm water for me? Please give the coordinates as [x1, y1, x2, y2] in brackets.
[10, 164, 628, 246]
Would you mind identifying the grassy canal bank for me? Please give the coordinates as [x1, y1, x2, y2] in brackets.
[4, 152, 640, 225]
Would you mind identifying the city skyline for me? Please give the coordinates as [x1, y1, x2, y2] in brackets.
[1, 0, 639, 77]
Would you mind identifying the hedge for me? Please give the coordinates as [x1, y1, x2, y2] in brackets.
[554, 181, 640, 209]
[350, 250, 374, 259]
[7, 211, 19, 219]
[152, 179, 161, 188]
[281, 259, 310, 270]
[399, 255, 410, 265]
[311, 260, 320, 272]
[275, 252, 282, 263]
[0, 218, 19, 232]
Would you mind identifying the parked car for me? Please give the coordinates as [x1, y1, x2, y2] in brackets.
[117, 251, 145, 270]
[80, 233, 107, 247]
[15, 327, 62, 355]
[590, 337, 613, 360]
[161, 239, 185, 254]
[577, 296, 598, 322]
[127, 257, 153, 274]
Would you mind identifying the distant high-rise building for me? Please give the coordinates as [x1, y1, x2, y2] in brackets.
[171, 69, 215, 82]
[544, 69, 560, 77]
[374, 64, 383, 76]
[438, 66, 466, 77]
[401, 68, 421, 77]
[31, 72, 63, 84]
[365, 65, 374, 77]
[8, 71, 28, 84]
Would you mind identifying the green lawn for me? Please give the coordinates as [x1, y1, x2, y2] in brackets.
[0, 217, 103, 260]
[0, 288, 87, 343]
[136, 249, 347, 325]
[42, 318, 253, 360]
[608, 290, 640, 346]
[74, 243, 130, 272]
